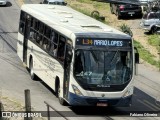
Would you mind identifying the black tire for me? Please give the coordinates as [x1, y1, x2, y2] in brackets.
[91, 10, 100, 19]
[57, 84, 66, 106]
[110, 4, 114, 14]
[29, 58, 36, 80]
[150, 26, 157, 34]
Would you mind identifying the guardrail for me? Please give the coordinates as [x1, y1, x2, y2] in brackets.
[44, 101, 69, 120]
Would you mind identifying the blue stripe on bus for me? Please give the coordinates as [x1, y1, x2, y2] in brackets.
[68, 92, 132, 107]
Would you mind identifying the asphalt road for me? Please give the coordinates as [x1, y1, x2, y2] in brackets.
[0, 1, 160, 120]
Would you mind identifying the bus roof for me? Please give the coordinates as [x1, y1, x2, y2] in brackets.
[21, 4, 131, 40]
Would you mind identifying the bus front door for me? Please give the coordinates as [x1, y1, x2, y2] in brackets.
[23, 15, 31, 64]
[63, 45, 72, 100]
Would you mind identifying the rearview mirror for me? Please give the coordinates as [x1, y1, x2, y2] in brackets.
[135, 53, 139, 64]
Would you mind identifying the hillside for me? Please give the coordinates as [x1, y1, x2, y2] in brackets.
[65, 0, 160, 70]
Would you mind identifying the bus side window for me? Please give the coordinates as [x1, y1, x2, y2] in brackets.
[50, 31, 58, 44]
[50, 30, 58, 57]
[29, 18, 34, 40]
[33, 31, 37, 40]
[29, 29, 34, 40]
[19, 22, 25, 34]
[36, 33, 40, 44]
[19, 11, 26, 34]
[43, 38, 51, 51]
[31, 18, 37, 41]
[44, 26, 51, 38]
[43, 38, 47, 50]
[35, 20, 39, 31]
[36, 34, 43, 46]
[39, 22, 44, 34]
[50, 44, 58, 57]
[46, 40, 51, 51]
[57, 36, 65, 62]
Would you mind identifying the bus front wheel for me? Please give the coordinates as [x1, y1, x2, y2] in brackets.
[29, 58, 36, 80]
[58, 85, 66, 105]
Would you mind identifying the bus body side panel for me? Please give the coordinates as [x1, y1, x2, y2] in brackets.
[17, 33, 24, 62]
[27, 40, 64, 93]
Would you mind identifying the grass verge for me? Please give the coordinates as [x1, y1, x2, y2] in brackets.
[134, 40, 160, 69]
[148, 34, 160, 53]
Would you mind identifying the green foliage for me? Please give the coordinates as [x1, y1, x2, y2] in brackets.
[134, 40, 160, 68]
[76, 0, 92, 3]
[71, 5, 91, 16]
[148, 34, 160, 52]
[119, 24, 133, 37]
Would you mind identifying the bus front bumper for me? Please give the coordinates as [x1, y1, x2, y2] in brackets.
[68, 92, 132, 107]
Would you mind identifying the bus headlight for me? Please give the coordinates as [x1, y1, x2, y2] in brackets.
[72, 84, 83, 96]
[122, 87, 133, 98]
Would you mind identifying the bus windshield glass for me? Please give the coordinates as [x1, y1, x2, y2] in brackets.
[73, 50, 132, 86]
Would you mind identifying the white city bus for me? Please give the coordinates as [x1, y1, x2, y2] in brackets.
[17, 4, 139, 106]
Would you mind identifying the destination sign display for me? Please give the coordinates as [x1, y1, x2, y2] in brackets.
[76, 38, 131, 47]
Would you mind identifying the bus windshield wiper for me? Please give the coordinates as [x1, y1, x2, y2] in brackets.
[91, 51, 99, 62]
[110, 50, 119, 66]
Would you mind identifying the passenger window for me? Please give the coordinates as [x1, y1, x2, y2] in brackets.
[35, 21, 39, 31]
[39, 23, 44, 34]
[19, 22, 25, 34]
[43, 38, 51, 51]
[30, 17, 34, 28]
[29, 28, 34, 40]
[33, 31, 37, 40]
[50, 44, 58, 57]
[36, 34, 43, 46]
[57, 36, 66, 62]
[32, 19, 38, 30]
[44, 26, 51, 38]
[19, 11, 26, 34]
[50, 31, 58, 44]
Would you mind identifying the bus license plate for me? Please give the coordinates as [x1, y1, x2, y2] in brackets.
[97, 103, 108, 107]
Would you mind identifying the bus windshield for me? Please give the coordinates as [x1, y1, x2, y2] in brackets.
[73, 50, 132, 87]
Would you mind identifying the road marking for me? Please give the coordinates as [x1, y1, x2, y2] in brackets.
[137, 99, 157, 111]
[143, 100, 160, 111]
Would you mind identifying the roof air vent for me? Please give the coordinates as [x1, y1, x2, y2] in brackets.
[65, 15, 73, 18]
[47, 6, 55, 9]
[60, 18, 68, 22]
[58, 11, 72, 14]
[81, 25, 102, 29]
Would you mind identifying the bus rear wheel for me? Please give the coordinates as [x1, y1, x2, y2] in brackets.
[29, 58, 36, 80]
